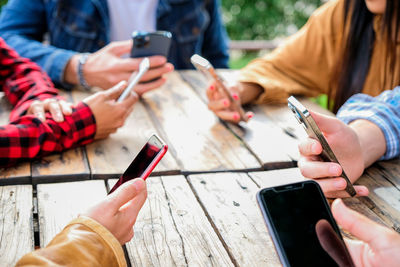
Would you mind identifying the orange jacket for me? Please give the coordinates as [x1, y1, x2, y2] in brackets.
[16, 216, 126, 267]
[239, 0, 399, 104]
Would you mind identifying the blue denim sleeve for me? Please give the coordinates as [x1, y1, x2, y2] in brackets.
[337, 87, 400, 160]
[0, 0, 77, 87]
[201, 0, 229, 68]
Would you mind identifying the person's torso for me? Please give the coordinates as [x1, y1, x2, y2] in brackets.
[45, 0, 215, 69]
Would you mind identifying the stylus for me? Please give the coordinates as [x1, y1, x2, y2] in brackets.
[117, 57, 150, 103]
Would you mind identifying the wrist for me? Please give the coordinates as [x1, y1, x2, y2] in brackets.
[349, 119, 386, 168]
[238, 82, 263, 104]
[64, 54, 80, 85]
[77, 53, 91, 90]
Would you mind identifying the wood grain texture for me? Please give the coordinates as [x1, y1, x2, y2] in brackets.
[357, 165, 400, 232]
[72, 90, 180, 179]
[0, 95, 31, 184]
[117, 176, 234, 267]
[188, 172, 281, 266]
[143, 72, 261, 172]
[374, 159, 400, 189]
[249, 168, 391, 235]
[37, 180, 107, 246]
[181, 70, 298, 168]
[0, 185, 34, 266]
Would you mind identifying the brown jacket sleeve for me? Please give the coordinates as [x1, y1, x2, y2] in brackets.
[239, 0, 345, 104]
[16, 216, 127, 267]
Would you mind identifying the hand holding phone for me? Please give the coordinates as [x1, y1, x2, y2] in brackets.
[190, 54, 249, 122]
[257, 181, 355, 267]
[109, 134, 167, 194]
[288, 96, 357, 197]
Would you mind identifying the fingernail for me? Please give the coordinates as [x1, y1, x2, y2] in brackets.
[232, 93, 239, 100]
[247, 112, 254, 119]
[223, 99, 229, 107]
[329, 165, 341, 176]
[233, 112, 240, 121]
[334, 179, 346, 189]
[133, 178, 144, 191]
[209, 85, 215, 91]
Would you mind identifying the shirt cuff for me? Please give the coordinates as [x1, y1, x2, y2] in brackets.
[43, 49, 78, 89]
[337, 95, 400, 160]
[66, 102, 97, 145]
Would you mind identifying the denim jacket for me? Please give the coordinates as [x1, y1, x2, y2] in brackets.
[0, 0, 229, 87]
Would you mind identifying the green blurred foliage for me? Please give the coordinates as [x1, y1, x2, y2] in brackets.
[221, 0, 323, 40]
[0, 0, 6, 8]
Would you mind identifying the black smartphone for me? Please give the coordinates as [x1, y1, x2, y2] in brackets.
[257, 181, 354, 267]
[287, 96, 356, 197]
[108, 134, 168, 194]
[130, 31, 172, 58]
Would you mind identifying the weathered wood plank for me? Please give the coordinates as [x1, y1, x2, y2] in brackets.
[37, 180, 107, 246]
[31, 91, 90, 183]
[144, 72, 261, 172]
[180, 70, 298, 168]
[375, 159, 400, 189]
[0, 94, 31, 184]
[113, 176, 234, 267]
[72, 90, 180, 179]
[0, 185, 34, 266]
[249, 168, 392, 236]
[188, 172, 281, 266]
[357, 164, 400, 232]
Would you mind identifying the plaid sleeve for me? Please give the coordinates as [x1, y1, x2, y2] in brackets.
[0, 102, 96, 168]
[337, 87, 400, 160]
[0, 37, 60, 120]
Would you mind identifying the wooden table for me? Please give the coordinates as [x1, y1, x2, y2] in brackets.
[1, 71, 399, 266]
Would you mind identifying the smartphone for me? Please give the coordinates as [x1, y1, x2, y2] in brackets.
[287, 96, 356, 197]
[257, 180, 354, 267]
[190, 54, 248, 122]
[131, 31, 172, 58]
[108, 134, 168, 194]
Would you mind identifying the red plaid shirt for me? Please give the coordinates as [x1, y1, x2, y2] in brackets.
[0, 38, 96, 168]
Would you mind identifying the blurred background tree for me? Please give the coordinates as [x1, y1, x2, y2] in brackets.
[221, 0, 323, 41]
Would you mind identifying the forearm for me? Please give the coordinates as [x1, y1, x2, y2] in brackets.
[16, 216, 126, 267]
[0, 102, 96, 168]
[349, 120, 386, 168]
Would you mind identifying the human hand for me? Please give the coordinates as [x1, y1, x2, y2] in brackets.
[206, 81, 257, 123]
[65, 40, 174, 92]
[332, 199, 400, 267]
[83, 178, 147, 244]
[83, 81, 138, 139]
[27, 98, 73, 122]
[297, 111, 368, 198]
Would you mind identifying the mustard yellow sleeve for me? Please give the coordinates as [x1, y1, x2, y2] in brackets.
[239, 0, 345, 104]
[15, 216, 127, 267]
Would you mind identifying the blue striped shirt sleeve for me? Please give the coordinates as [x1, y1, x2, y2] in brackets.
[337, 86, 400, 160]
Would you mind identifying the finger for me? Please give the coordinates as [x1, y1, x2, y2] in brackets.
[115, 56, 168, 72]
[206, 82, 220, 101]
[332, 198, 394, 249]
[121, 181, 147, 222]
[215, 110, 241, 123]
[104, 80, 128, 99]
[316, 177, 352, 193]
[134, 77, 167, 96]
[46, 100, 64, 122]
[298, 138, 323, 156]
[208, 98, 231, 112]
[28, 101, 46, 121]
[309, 111, 342, 134]
[108, 178, 146, 211]
[324, 185, 369, 198]
[140, 63, 174, 82]
[59, 100, 73, 115]
[120, 91, 139, 111]
[106, 40, 133, 56]
[298, 157, 342, 178]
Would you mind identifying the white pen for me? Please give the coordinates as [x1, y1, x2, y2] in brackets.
[117, 57, 150, 103]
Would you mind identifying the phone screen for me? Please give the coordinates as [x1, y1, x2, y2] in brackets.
[258, 181, 353, 267]
[109, 135, 166, 194]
